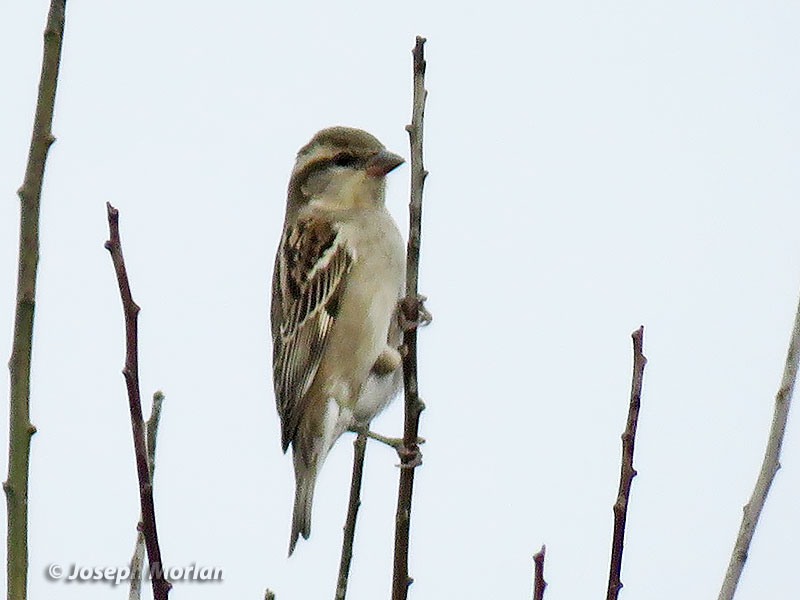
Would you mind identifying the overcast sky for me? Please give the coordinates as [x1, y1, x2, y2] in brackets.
[2, 1, 800, 599]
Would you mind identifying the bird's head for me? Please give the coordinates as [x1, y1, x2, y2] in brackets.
[287, 127, 405, 210]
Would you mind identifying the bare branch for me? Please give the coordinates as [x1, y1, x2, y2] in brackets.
[532, 545, 547, 600]
[717, 293, 800, 600]
[145, 391, 164, 481]
[5, 2, 66, 598]
[129, 391, 165, 600]
[392, 35, 429, 600]
[334, 433, 367, 600]
[105, 203, 171, 600]
[606, 326, 647, 600]
[129, 536, 146, 600]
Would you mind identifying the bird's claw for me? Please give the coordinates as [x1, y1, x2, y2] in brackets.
[396, 444, 423, 469]
[398, 294, 432, 331]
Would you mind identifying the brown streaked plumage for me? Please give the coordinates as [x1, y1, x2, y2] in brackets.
[271, 127, 405, 554]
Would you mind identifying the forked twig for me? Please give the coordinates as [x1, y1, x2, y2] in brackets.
[129, 391, 165, 600]
[105, 203, 171, 600]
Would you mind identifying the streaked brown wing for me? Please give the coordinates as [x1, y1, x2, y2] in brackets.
[271, 215, 354, 451]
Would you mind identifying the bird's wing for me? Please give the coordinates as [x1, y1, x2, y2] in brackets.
[272, 214, 354, 451]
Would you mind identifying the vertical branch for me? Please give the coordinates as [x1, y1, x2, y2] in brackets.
[4, 2, 66, 599]
[392, 35, 429, 600]
[129, 391, 165, 600]
[532, 545, 547, 600]
[717, 292, 800, 600]
[105, 204, 171, 600]
[129, 536, 146, 600]
[145, 391, 164, 480]
[606, 326, 646, 600]
[334, 433, 367, 600]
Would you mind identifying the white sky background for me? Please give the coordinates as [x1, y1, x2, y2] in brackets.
[1, 1, 800, 598]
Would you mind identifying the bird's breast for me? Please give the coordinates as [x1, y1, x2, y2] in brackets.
[311, 212, 404, 411]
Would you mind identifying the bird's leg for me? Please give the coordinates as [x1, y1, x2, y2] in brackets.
[397, 294, 432, 331]
[364, 430, 426, 449]
[348, 426, 424, 466]
[363, 430, 424, 469]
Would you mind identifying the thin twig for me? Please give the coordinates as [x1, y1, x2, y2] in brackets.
[717, 293, 800, 600]
[532, 545, 547, 600]
[129, 391, 165, 600]
[105, 203, 171, 600]
[129, 537, 146, 600]
[145, 391, 164, 480]
[334, 433, 367, 600]
[392, 35, 429, 600]
[4, 2, 66, 599]
[606, 326, 646, 600]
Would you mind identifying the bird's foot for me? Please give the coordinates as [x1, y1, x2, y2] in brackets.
[348, 427, 424, 467]
[363, 430, 424, 468]
[398, 294, 432, 331]
[396, 443, 423, 469]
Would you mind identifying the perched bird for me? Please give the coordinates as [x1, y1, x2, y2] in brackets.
[271, 127, 406, 555]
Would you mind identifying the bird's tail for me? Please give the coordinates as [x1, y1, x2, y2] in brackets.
[289, 456, 318, 556]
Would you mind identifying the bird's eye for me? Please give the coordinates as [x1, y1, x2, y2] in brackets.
[332, 153, 357, 167]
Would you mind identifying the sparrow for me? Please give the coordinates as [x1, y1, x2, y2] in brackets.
[271, 127, 406, 555]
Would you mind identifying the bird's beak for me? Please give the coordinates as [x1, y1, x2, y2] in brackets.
[366, 150, 405, 177]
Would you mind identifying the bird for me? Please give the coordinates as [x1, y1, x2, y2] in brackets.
[271, 126, 406, 555]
